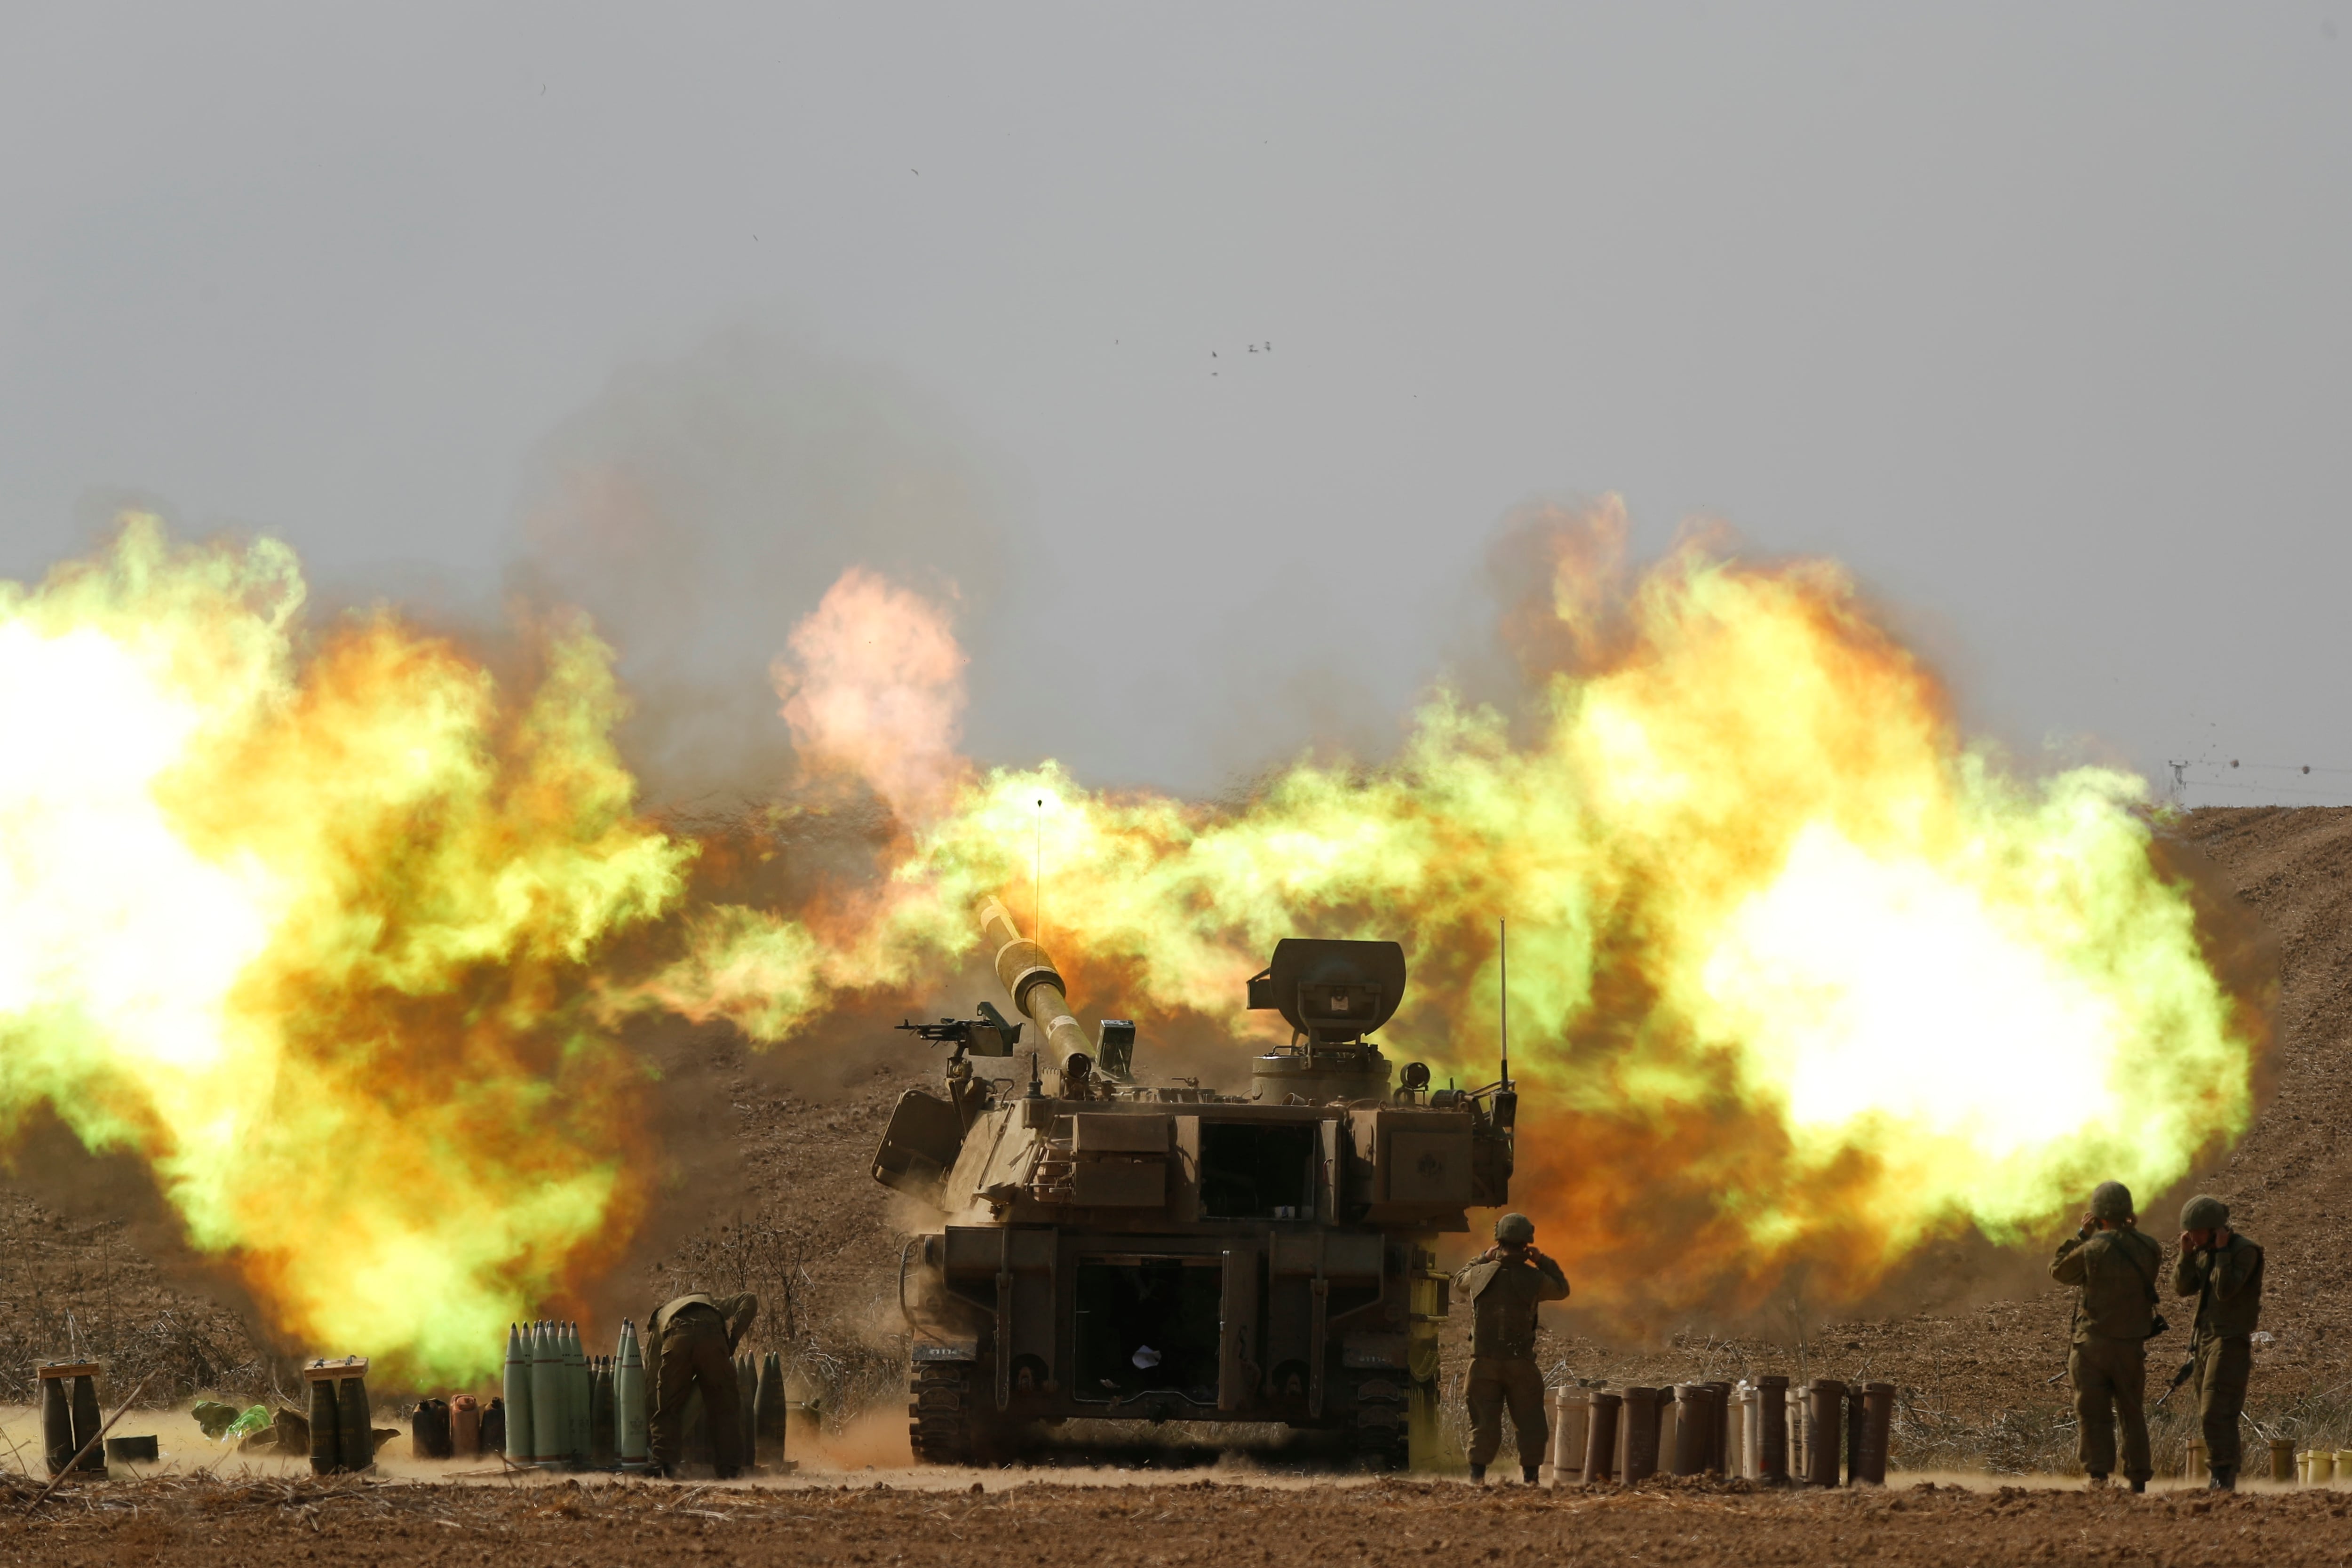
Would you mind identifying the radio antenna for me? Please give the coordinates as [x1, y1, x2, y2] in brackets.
[1499, 917, 1510, 1092]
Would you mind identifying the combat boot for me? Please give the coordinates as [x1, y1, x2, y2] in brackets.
[2086, 1472, 2108, 1489]
[2128, 1478, 2146, 1495]
[1468, 1463, 1486, 1484]
[1522, 1465, 1540, 1485]
[2208, 1467, 2236, 1491]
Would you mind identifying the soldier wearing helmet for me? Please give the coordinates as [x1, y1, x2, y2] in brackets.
[2173, 1195, 2264, 1490]
[1452, 1212, 1568, 1484]
[2049, 1180, 2163, 1492]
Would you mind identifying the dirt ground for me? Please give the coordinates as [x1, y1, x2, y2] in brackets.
[7, 806, 2352, 1487]
[15, 1470, 2352, 1568]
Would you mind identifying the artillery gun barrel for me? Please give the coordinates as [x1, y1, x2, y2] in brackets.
[978, 898, 1092, 1068]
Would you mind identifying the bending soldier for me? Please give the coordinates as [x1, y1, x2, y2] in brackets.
[646, 1291, 759, 1478]
[1452, 1212, 1569, 1485]
[2173, 1195, 2263, 1491]
[2049, 1180, 2162, 1493]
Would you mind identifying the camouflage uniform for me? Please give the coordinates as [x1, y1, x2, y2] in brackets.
[2050, 1222, 2162, 1485]
[647, 1292, 759, 1477]
[2173, 1228, 2263, 1482]
[1452, 1248, 1569, 1475]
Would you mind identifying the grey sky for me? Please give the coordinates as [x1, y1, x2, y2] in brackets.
[2, 5, 2345, 805]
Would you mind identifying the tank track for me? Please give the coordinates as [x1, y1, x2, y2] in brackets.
[1350, 1375, 1411, 1471]
[908, 1361, 982, 1465]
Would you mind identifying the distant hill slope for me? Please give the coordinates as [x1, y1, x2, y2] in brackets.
[8, 806, 2346, 1473]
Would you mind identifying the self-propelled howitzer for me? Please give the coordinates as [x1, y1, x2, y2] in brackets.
[872, 899, 1517, 1467]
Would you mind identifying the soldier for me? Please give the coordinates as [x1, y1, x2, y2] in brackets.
[2049, 1180, 2162, 1493]
[2173, 1195, 2263, 1491]
[646, 1291, 759, 1478]
[1453, 1212, 1569, 1484]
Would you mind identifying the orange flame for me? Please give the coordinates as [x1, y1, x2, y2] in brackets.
[663, 500, 2267, 1319]
[0, 518, 690, 1380]
[772, 567, 969, 825]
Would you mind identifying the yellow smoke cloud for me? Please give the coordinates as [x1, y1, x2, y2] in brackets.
[0, 500, 2265, 1368]
[0, 517, 690, 1379]
[661, 501, 2264, 1316]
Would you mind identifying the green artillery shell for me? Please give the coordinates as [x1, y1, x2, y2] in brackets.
[502, 1322, 533, 1464]
[569, 1322, 589, 1462]
[530, 1321, 564, 1463]
[590, 1358, 615, 1465]
[615, 1320, 648, 1461]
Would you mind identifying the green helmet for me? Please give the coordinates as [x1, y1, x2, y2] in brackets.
[2089, 1181, 2134, 1222]
[1494, 1213, 1535, 1245]
[2181, 1195, 2230, 1231]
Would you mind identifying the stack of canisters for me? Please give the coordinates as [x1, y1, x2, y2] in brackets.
[501, 1320, 648, 1469]
[304, 1356, 375, 1475]
[38, 1362, 107, 1478]
[1544, 1375, 1893, 1487]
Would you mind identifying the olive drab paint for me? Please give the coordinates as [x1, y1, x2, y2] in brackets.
[616, 1320, 648, 1462]
[887, 902, 1513, 1469]
[755, 1351, 788, 1466]
[502, 1323, 533, 1465]
[530, 1321, 564, 1463]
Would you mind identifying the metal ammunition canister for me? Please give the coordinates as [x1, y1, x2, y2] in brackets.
[2272, 1437, 2297, 1484]
[1786, 1382, 1807, 1480]
[1730, 1383, 1753, 1480]
[308, 1377, 341, 1475]
[336, 1375, 372, 1473]
[482, 1398, 506, 1457]
[502, 1324, 533, 1465]
[1581, 1391, 1621, 1485]
[616, 1320, 649, 1463]
[1854, 1383, 1894, 1485]
[1756, 1375, 1789, 1483]
[1547, 1387, 1588, 1483]
[530, 1321, 564, 1464]
[1844, 1385, 1866, 1485]
[1670, 1385, 1709, 1476]
[1621, 1387, 1663, 1483]
[1804, 1380, 1846, 1487]
[450, 1394, 481, 1459]
[2184, 1438, 2206, 1482]
[755, 1351, 788, 1467]
[411, 1398, 453, 1461]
